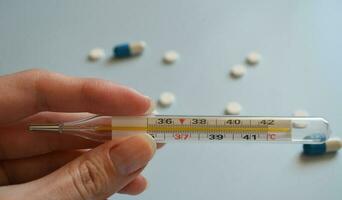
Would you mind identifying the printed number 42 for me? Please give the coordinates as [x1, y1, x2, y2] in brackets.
[259, 120, 274, 125]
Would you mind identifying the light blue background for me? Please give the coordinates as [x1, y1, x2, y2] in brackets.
[0, 1, 341, 199]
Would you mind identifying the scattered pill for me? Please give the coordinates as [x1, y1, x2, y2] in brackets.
[225, 102, 242, 115]
[303, 138, 342, 155]
[293, 110, 309, 117]
[88, 48, 105, 61]
[230, 65, 246, 78]
[246, 52, 261, 65]
[113, 41, 146, 58]
[163, 50, 179, 64]
[292, 110, 309, 128]
[158, 92, 175, 107]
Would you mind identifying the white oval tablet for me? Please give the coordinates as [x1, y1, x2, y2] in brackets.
[158, 92, 175, 107]
[88, 48, 105, 61]
[163, 51, 179, 64]
[292, 110, 309, 128]
[225, 102, 242, 115]
[246, 52, 261, 65]
[230, 65, 246, 78]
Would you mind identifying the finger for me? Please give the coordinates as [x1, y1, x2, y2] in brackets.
[0, 150, 85, 186]
[0, 112, 164, 160]
[0, 69, 152, 124]
[118, 175, 148, 195]
[20, 134, 156, 199]
[0, 112, 101, 159]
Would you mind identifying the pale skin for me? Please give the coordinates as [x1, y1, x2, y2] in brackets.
[0, 69, 159, 200]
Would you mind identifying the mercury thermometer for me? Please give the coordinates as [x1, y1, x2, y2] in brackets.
[29, 115, 331, 144]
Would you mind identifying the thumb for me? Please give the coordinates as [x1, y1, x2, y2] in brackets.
[26, 134, 156, 200]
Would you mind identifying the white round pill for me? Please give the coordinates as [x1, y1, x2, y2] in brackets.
[292, 110, 309, 128]
[88, 48, 105, 61]
[225, 102, 242, 115]
[230, 65, 246, 78]
[246, 52, 261, 65]
[158, 92, 175, 107]
[163, 51, 179, 64]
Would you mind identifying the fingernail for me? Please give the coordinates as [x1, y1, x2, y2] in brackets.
[126, 87, 152, 113]
[127, 87, 142, 95]
[110, 134, 156, 175]
[127, 87, 150, 102]
[144, 100, 155, 115]
[145, 179, 149, 190]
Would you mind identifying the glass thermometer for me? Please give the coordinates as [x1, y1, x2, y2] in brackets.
[28, 115, 331, 144]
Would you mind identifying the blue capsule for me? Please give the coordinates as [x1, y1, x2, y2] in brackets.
[113, 41, 146, 58]
[303, 138, 342, 155]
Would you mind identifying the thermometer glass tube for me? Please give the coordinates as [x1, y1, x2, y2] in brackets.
[29, 115, 331, 144]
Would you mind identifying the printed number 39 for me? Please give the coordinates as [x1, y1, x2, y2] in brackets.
[208, 134, 224, 140]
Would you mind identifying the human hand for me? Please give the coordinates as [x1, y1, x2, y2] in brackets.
[0, 69, 157, 200]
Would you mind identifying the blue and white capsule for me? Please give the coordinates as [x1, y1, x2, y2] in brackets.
[113, 41, 146, 58]
[303, 138, 342, 155]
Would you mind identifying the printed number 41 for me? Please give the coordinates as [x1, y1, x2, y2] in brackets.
[242, 134, 257, 140]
